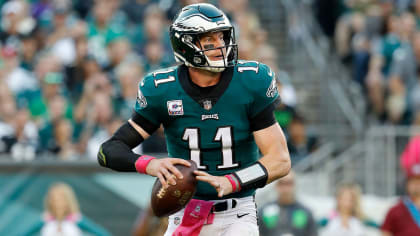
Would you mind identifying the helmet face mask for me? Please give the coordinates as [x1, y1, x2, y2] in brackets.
[170, 3, 238, 72]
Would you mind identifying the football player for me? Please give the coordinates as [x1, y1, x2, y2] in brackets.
[98, 3, 291, 236]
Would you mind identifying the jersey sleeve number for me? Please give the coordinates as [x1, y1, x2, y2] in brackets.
[237, 61, 259, 73]
[153, 69, 176, 87]
[182, 127, 239, 170]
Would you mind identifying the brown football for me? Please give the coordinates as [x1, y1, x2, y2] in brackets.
[150, 160, 198, 217]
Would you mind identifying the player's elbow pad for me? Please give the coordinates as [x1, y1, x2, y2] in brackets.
[97, 122, 145, 171]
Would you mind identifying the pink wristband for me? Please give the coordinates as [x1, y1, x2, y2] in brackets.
[135, 155, 156, 174]
[225, 174, 241, 192]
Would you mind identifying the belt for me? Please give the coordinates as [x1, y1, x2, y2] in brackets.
[212, 199, 237, 212]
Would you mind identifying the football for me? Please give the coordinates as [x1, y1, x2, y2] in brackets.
[150, 160, 198, 217]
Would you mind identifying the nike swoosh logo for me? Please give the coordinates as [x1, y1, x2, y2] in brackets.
[237, 213, 250, 218]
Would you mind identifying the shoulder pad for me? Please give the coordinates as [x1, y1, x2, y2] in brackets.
[236, 61, 276, 94]
[139, 66, 178, 96]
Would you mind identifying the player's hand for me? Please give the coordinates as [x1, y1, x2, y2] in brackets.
[194, 170, 233, 197]
[146, 158, 191, 188]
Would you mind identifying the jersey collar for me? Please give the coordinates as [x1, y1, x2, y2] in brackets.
[178, 64, 234, 111]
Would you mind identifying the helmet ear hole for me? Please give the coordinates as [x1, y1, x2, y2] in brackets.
[184, 35, 193, 43]
[193, 57, 202, 65]
[222, 30, 231, 45]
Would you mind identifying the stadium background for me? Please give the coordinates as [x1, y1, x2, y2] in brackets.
[0, 0, 417, 235]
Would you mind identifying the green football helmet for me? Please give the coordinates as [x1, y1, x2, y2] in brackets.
[169, 3, 238, 72]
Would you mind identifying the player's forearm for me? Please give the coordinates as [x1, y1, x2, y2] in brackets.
[258, 150, 291, 184]
[98, 122, 144, 171]
[254, 123, 291, 184]
[98, 139, 138, 171]
[223, 123, 291, 193]
[222, 151, 290, 193]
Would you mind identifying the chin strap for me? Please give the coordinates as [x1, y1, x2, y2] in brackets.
[184, 61, 226, 73]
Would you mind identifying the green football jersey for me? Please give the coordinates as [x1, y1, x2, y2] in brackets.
[134, 60, 279, 200]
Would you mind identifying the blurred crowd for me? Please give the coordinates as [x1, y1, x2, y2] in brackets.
[327, 0, 420, 125]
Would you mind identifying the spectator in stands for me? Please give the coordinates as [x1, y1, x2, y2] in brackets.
[410, 68, 420, 125]
[321, 182, 370, 236]
[366, 55, 386, 121]
[114, 61, 143, 120]
[73, 73, 112, 130]
[0, 83, 17, 154]
[37, 94, 75, 158]
[105, 37, 135, 79]
[382, 135, 420, 236]
[386, 13, 417, 124]
[287, 115, 318, 165]
[52, 118, 77, 160]
[74, 83, 115, 158]
[372, 14, 400, 77]
[17, 71, 71, 124]
[138, 4, 172, 56]
[86, 0, 127, 67]
[335, 11, 366, 64]
[0, 0, 37, 47]
[45, 0, 77, 67]
[23, 182, 110, 236]
[66, 37, 100, 102]
[143, 40, 171, 73]
[386, 67, 409, 124]
[1, 46, 37, 95]
[258, 170, 318, 236]
[388, 12, 416, 83]
[121, 0, 153, 24]
[9, 109, 38, 161]
[407, 33, 420, 125]
[34, 52, 63, 81]
[20, 33, 40, 71]
[0, 85, 38, 160]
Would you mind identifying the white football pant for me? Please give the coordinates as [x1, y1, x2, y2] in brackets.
[164, 196, 259, 236]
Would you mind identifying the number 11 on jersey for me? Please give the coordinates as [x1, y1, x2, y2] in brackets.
[182, 127, 239, 170]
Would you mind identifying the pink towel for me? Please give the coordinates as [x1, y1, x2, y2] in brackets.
[172, 199, 214, 236]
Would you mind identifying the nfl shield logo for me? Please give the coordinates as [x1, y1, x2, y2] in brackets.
[167, 100, 184, 116]
[203, 100, 212, 110]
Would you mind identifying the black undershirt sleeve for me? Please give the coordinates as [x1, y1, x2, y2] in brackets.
[98, 122, 144, 172]
[249, 103, 277, 132]
[131, 110, 160, 135]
